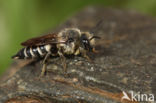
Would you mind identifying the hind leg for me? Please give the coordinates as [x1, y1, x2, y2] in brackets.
[40, 52, 51, 77]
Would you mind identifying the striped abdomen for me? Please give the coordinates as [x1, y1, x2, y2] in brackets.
[12, 44, 57, 59]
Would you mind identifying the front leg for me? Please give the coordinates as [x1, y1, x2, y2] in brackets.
[81, 50, 93, 63]
[58, 51, 67, 73]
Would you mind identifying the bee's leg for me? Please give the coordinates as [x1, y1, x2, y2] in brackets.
[40, 63, 47, 77]
[58, 51, 67, 73]
[92, 47, 99, 53]
[82, 51, 93, 63]
[40, 52, 51, 77]
[84, 54, 93, 63]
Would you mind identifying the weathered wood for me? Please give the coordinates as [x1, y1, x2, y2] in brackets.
[0, 6, 156, 103]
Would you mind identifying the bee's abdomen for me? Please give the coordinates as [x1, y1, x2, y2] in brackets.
[12, 44, 52, 59]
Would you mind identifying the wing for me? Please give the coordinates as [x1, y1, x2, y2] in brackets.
[21, 33, 58, 46]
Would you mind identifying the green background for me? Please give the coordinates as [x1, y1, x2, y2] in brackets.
[0, 0, 156, 75]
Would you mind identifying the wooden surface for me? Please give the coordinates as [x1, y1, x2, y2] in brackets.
[0, 6, 156, 103]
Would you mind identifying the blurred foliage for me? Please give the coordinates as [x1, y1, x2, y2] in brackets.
[0, 0, 156, 75]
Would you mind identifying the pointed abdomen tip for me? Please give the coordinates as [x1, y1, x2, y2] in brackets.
[12, 55, 19, 59]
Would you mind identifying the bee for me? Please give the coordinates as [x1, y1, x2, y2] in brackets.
[12, 28, 100, 76]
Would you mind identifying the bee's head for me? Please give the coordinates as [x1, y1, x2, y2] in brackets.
[57, 28, 100, 55]
[80, 32, 100, 52]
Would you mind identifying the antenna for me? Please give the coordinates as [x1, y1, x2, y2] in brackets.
[90, 19, 104, 34]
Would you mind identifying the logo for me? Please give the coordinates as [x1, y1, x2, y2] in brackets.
[121, 91, 131, 101]
[121, 91, 155, 102]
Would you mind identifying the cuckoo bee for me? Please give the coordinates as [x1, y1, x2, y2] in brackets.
[12, 28, 100, 76]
